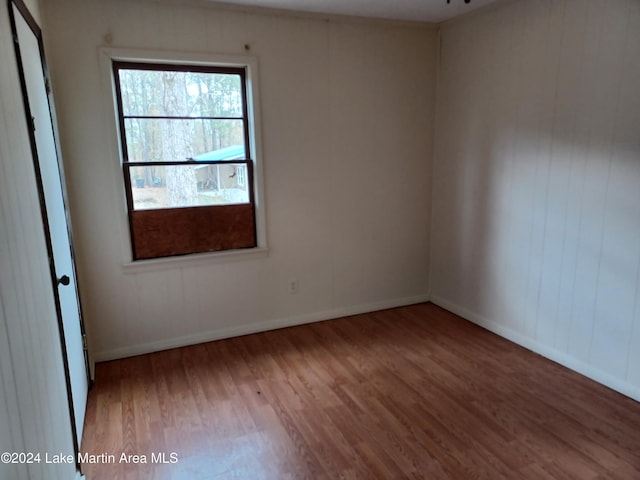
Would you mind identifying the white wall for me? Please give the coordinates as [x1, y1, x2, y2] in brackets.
[41, 0, 437, 360]
[0, 2, 77, 479]
[431, 0, 640, 400]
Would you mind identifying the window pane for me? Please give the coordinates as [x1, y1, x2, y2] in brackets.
[129, 164, 250, 210]
[123, 118, 245, 162]
[117, 69, 243, 118]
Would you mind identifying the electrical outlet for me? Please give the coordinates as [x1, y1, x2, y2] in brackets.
[289, 279, 298, 294]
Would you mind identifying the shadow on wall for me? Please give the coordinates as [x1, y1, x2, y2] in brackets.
[431, 0, 640, 387]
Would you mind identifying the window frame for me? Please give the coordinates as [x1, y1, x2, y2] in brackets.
[100, 48, 267, 269]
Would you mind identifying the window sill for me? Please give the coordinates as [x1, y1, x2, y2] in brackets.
[122, 247, 268, 275]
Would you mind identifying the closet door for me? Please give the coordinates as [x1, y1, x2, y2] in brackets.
[11, 0, 89, 449]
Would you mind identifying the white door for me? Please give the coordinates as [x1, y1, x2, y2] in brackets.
[12, 3, 89, 445]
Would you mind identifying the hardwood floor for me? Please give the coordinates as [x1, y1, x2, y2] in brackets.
[80, 303, 640, 479]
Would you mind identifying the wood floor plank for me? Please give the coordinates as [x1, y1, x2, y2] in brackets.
[80, 303, 640, 479]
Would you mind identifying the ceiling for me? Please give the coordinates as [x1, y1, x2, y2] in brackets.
[208, 0, 507, 23]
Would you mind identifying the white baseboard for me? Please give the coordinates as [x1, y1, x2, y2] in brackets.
[94, 294, 430, 362]
[430, 295, 640, 403]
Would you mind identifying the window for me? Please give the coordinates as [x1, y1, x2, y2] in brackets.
[236, 164, 247, 187]
[113, 61, 257, 260]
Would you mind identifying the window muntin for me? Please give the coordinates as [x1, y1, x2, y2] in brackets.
[113, 61, 256, 260]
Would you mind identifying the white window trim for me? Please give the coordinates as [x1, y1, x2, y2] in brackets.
[99, 47, 268, 272]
